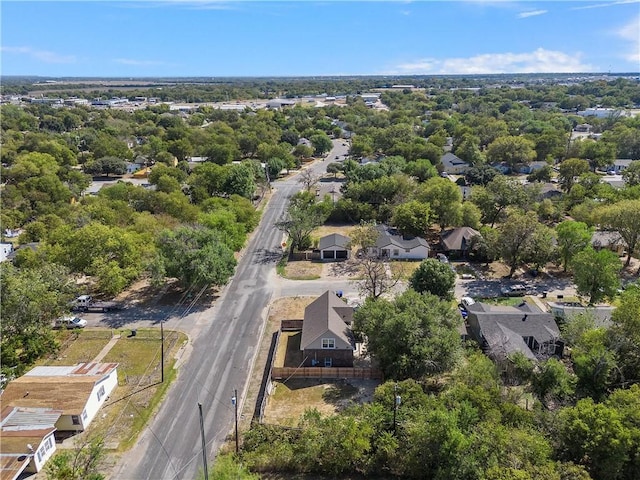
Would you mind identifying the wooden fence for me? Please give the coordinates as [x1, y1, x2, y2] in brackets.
[280, 319, 303, 331]
[271, 367, 382, 380]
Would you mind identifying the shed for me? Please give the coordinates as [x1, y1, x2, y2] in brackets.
[318, 233, 350, 260]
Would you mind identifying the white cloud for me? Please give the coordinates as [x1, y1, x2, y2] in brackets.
[571, 0, 639, 10]
[113, 58, 176, 67]
[386, 48, 592, 75]
[517, 9, 547, 18]
[1, 46, 76, 64]
[615, 15, 640, 63]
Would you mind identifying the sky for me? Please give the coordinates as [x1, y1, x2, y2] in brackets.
[1, 0, 639, 77]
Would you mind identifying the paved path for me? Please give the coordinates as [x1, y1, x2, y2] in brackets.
[111, 141, 348, 480]
[92, 334, 121, 362]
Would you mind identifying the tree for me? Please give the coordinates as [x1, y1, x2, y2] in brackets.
[556, 221, 593, 272]
[310, 133, 333, 156]
[293, 144, 314, 160]
[404, 159, 438, 182]
[608, 284, 640, 388]
[465, 165, 499, 186]
[470, 176, 528, 227]
[486, 136, 536, 169]
[326, 162, 342, 178]
[391, 200, 431, 238]
[46, 435, 106, 480]
[298, 169, 320, 192]
[224, 162, 256, 199]
[572, 247, 621, 304]
[579, 138, 616, 172]
[276, 191, 331, 252]
[524, 223, 556, 271]
[497, 210, 540, 278]
[153, 226, 236, 289]
[266, 157, 287, 179]
[558, 158, 589, 192]
[529, 358, 576, 409]
[353, 289, 462, 379]
[622, 161, 640, 186]
[84, 156, 127, 177]
[557, 398, 632, 480]
[409, 259, 456, 300]
[596, 199, 640, 267]
[416, 177, 462, 230]
[1, 262, 77, 376]
[459, 202, 482, 229]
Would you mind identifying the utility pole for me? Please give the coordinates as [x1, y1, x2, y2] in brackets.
[160, 320, 164, 383]
[198, 403, 208, 480]
[231, 390, 239, 454]
[393, 383, 401, 435]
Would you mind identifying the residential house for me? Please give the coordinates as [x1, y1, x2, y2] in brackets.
[0, 406, 61, 480]
[606, 159, 636, 174]
[537, 183, 563, 200]
[517, 161, 549, 174]
[318, 233, 350, 261]
[440, 152, 470, 174]
[574, 123, 592, 133]
[440, 227, 481, 258]
[369, 225, 429, 260]
[548, 302, 615, 328]
[0, 243, 13, 262]
[1, 362, 118, 432]
[465, 302, 562, 362]
[591, 231, 626, 256]
[491, 163, 511, 174]
[300, 291, 354, 367]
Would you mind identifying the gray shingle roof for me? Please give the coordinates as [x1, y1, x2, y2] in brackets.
[300, 291, 353, 350]
[467, 302, 560, 359]
[441, 152, 469, 170]
[440, 227, 480, 251]
[318, 233, 350, 250]
[374, 225, 428, 250]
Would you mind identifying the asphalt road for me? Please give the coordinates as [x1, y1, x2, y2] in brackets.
[111, 140, 347, 480]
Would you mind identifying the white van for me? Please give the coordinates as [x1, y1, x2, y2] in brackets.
[461, 297, 476, 308]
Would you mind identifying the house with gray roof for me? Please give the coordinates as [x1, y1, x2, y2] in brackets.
[368, 225, 429, 260]
[318, 233, 350, 260]
[440, 227, 481, 258]
[466, 301, 562, 362]
[0, 406, 61, 480]
[548, 302, 615, 328]
[440, 152, 470, 174]
[591, 231, 626, 256]
[300, 291, 354, 367]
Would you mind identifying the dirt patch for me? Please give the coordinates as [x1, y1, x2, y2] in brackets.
[389, 260, 422, 280]
[326, 259, 361, 278]
[477, 261, 512, 279]
[312, 224, 357, 240]
[284, 260, 323, 280]
[268, 296, 316, 323]
[263, 379, 378, 427]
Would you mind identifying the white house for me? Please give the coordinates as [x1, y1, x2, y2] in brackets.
[318, 233, 350, 260]
[0, 406, 61, 480]
[369, 225, 429, 260]
[608, 159, 636, 174]
[1, 362, 118, 432]
[0, 242, 14, 262]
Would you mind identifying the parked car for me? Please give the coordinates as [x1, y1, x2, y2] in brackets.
[461, 296, 476, 308]
[55, 316, 87, 329]
[500, 284, 527, 296]
[436, 253, 449, 263]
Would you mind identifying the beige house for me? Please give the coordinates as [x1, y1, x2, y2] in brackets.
[300, 291, 354, 367]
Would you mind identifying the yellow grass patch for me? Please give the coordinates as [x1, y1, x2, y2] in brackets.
[283, 260, 323, 280]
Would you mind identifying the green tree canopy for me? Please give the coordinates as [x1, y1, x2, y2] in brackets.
[409, 259, 456, 300]
[353, 289, 462, 380]
[572, 247, 621, 304]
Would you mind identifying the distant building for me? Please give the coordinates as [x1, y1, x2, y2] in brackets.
[440, 152, 470, 174]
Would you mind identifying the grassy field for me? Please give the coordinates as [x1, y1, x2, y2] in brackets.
[41, 328, 187, 452]
[389, 260, 422, 280]
[283, 260, 323, 280]
[263, 379, 369, 427]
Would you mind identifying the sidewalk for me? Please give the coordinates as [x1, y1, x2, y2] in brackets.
[92, 334, 121, 362]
